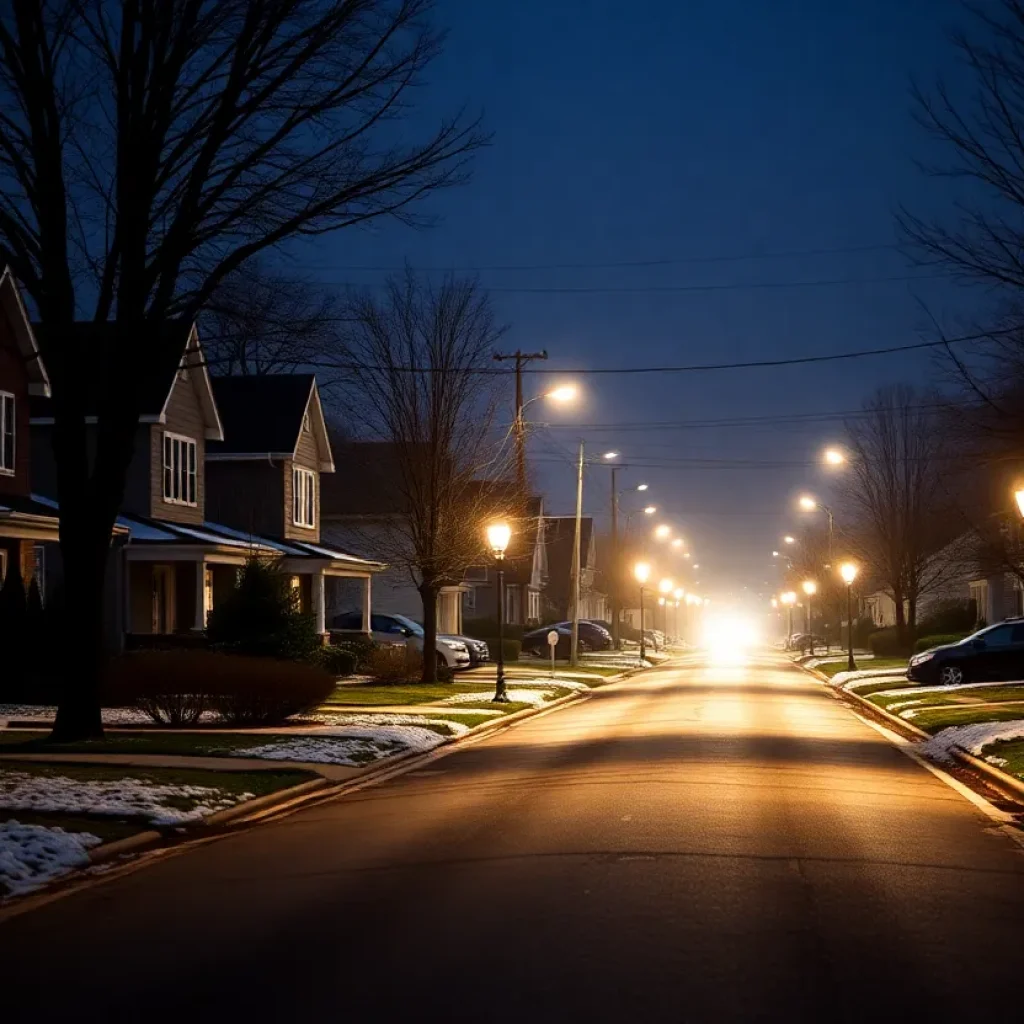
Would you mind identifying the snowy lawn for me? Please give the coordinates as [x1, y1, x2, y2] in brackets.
[977, 737, 1024, 778]
[824, 663, 908, 685]
[0, 704, 195, 727]
[0, 762, 312, 826]
[1, 821, 102, 898]
[919, 720, 1024, 763]
[437, 688, 566, 708]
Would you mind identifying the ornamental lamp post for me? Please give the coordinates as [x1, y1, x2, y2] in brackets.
[802, 579, 818, 654]
[486, 522, 512, 702]
[635, 561, 651, 663]
[840, 561, 859, 672]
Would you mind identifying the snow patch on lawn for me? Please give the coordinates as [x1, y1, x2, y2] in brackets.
[0, 820, 102, 898]
[0, 771, 253, 825]
[919, 719, 1024, 762]
[830, 668, 907, 688]
[439, 689, 557, 707]
[872, 680, 1024, 699]
[0, 704, 219, 726]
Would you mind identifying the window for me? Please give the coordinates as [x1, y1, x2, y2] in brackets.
[293, 467, 315, 528]
[528, 589, 540, 622]
[0, 391, 14, 475]
[463, 587, 477, 613]
[162, 433, 197, 506]
[982, 623, 1015, 646]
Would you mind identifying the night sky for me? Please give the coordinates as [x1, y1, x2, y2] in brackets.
[296, 0, 982, 600]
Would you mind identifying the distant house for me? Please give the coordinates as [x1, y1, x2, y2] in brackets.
[0, 267, 60, 595]
[541, 515, 607, 622]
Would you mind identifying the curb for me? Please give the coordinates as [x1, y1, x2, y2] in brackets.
[88, 829, 163, 865]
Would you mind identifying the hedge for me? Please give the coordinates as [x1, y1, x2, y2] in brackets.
[913, 633, 970, 654]
[464, 618, 525, 641]
[868, 628, 915, 658]
[478, 638, 521, 662]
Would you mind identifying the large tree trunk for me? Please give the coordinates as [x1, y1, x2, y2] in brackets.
[419, 581, 439, 685]
[893, 582, 908, 648]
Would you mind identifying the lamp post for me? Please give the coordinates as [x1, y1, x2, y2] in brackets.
[840, 562, 858, 672]
[658, 578, 673, 636]
[802, 579, 817, 654]
[798, 495, 835, 566]
[486, 522, 512, 702]
[635, 561, 651, 663]
[780, 590, 797, 641]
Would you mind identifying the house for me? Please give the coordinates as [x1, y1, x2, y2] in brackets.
[206, 374, 383, 634]
[320, 442, 471, 633]
[541, 515, 608, 622]
[0, 267, 60, 592]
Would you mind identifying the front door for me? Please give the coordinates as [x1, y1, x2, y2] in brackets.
[152, 565, 174, 634]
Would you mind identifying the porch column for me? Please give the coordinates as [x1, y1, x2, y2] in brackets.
[361, 574, 372, 634]
[193, 558, 208, 631]
[312, 569, 326, 635]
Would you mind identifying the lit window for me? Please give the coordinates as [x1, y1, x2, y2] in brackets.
[293, 467, 315, 528]
[0, 391, 14, 474]
[163, 433, 198, 506]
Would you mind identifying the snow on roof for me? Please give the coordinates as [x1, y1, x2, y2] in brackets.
[116, 516, 179, 542]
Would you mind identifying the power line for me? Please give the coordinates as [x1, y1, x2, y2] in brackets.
[298, 242, 901, 273]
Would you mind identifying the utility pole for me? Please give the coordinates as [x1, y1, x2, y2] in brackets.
[493, 349, 548, 496]
[610, 466, 620, 649]
[570, 440, 584, 667]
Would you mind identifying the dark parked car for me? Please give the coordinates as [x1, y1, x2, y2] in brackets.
[522, 626, 573, 658]
[907, 619, 1024, 686]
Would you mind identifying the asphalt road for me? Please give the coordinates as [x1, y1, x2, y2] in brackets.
[4, 652, 1024, 1022]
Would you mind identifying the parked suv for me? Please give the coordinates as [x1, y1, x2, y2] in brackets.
[329, 611, 471, 670]
[907, 618, 1024, 685]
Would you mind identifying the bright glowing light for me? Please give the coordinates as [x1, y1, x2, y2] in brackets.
[780, 591, 796, 606]
[684, 552, 691, 559]
[654, 524, 671, 540]
[798, 495, 817, 512]
[772, 550, 779, 557]
[671, 538, 684, 549]
[701, 612, 760, 663]
[658, 597, 666, 606]
[784, 535, 796, 544]
[637, 483, 649, 491]
[1015, 487, 1024, 519]
[634, 561, 651, 584]
[644, 505, 657, 515]
[840, 562, 858, 585]
[692, 563, 700, 569]
[658, 578, 673, 594]
[823, 448, 845, 466]
[603, 450, 619, 460]
[673, 588, 684, 600]
[546, 385, 577, 403]
[802, 579, 817, 596]
[486, 522, 511, 556]
[771, 598, 778, 608]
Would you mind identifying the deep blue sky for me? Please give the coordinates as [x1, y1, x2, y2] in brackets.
[298, 0, 981, 599]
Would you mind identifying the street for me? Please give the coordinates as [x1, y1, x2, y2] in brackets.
[4, 652, 1024, 1022]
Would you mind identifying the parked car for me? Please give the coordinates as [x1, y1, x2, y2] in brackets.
[329, 611, 471, 670]
[548, 620, 614, 651]
[521, 625, 573, 658]
[907, 618, 1024, 685]
[440, 633, 489, 667]
[785, 633, 826, 652]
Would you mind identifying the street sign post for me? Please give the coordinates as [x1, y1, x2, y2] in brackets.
[547, 630, 559, 678]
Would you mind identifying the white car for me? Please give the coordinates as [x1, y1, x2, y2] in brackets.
[329, 610, 471, 670]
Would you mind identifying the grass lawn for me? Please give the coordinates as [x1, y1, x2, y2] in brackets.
[324, 681, 499, 706]
[901, 703, 1024, 734]
[2, 809, 145, 843]
[817, 658, 908, 679]
[870, 683, 1024, 714]
[979, 738, 1024, 780]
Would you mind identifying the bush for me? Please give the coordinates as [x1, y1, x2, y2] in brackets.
[463, 617, 525, 641]
[207, 558, 320, 662]
[366, 645, 424, 683]
[868, 628, 914, 658]
[914, 633, 970, 653]
[918, 599, 977, 636]
[316, 645, 358, 677]
[480, 638, 521, 662]
[104, 650, 335, 726]
[328, 633, 376, 670]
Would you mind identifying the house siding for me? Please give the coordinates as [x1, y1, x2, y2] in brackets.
[150, 370, 206, 524]
[206, 459, 285, 538]
[282, 423, 321, 542]
[0, 305, 30, 497]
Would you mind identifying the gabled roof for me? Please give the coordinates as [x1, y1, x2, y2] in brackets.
[29, 321, 223, 440]
[0, 267, 49, 396]
[206, 374, 333, 471]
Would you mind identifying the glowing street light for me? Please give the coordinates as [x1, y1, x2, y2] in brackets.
[798, 496, 835, 564]
[603, 450, 619, 460]
[637, 483, 649, 491]
[545, 384, 577, 403]
[673, 588, 685, 601]
[671, 538, 684, 549]
[772, 550, 780, 557]
[839, 562, 859, 671]
[823, 447, 845, 467]
[485, 522, 512, 703]
[683, 552, 691, 560]
[644, 505, 657, 515]
[654, 524, 671, 540]
[658, 578, 673, 594]
[692, 563, 700, 569]
[798, 495, 817, 511]
[783, 535, 796, 545]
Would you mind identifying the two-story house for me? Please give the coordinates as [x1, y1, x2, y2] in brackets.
[206, 374, 382, 635]
[0, 267, 60, 591]
[541, 515, 607, 622]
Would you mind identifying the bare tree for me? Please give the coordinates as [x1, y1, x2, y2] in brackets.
[338, 272, 512, 683]
[202, 262, 346, 376]
[838, 385, 963, 642]
[0, 0, 485, 739]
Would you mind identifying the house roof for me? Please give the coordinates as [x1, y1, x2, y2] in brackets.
[207, 374, 333, 471]
[0, 494, 61, 522]
[321, 442, 415, 516]
[0, 268, 49, 397]
[29, 321, 223, 440]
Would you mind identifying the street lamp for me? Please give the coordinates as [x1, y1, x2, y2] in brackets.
[635, 561, 651, 663]
[544, 385, 577, 404]
[783, 535, 796, 545]
[486, 522, 512, 702]
[603, 450, 619, 460]
[798, 495, 835, 565]
[802, 579, 817, 654]
[671, 537, 684, 549]
[637, 483, 649, 491]
[823, 447, 845, 467]
[659, 578, 673, 634]
[654, 524, 671, 540]
[839, 561, 858, 672]
[780, 590, 797, 640]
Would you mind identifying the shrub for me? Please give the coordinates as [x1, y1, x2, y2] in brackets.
[328, 633, 376, 669]
[914, 633, 970, 653]
[868, 628, 914, 658]
[316, 645, 358, 677]
[479, 638, 521, 662]
[366, 645, 424, 683]
[207, 558, 320, 662]
[917, 599, 977, 636]
[104, 650, 335, 726]
[463, 617, 525, 641]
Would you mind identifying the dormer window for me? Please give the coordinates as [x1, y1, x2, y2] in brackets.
[293, 467, 315, 528]
[163, 432, 197, 506]
[0, 391, 13, 475]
